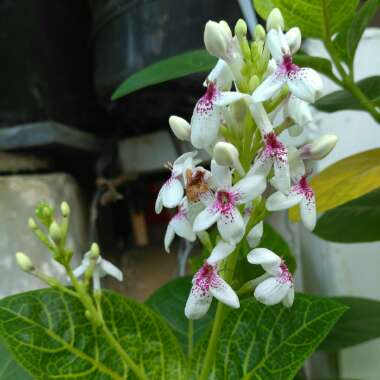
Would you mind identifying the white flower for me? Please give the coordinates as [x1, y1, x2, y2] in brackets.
[155, 152, 198, 213]
[164, 198, 196, 253]
[193, 160, 266, 244]
[266, 173, 316, 231]
[190, 80, 247, 149]
[185, 261, 239, 319]
[298, 134, 338, 160]
[243, 207, 264, 248]
[252, 28, 323, 103]
[73, 251, 123, 290]
[247, 248, 294, 307]
[248, 131, 290, 193]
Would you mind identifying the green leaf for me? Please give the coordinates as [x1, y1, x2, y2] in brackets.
[320, 297, 380, 352]
[289, 148, 380, 221]
[0, 289, 185, 380]
[145, 276, 216, 357]
[334, 0, 380, 66]
[190, 294, 347, 379]
[112, 49, 217, 100]
[314, 189, 380, 243]
[234, 223, 296, 289]
[293, 55, 336, 82]
[315, 76, 380, 112]
[253, 0, 359, 38]
[0, 339, 32, 380]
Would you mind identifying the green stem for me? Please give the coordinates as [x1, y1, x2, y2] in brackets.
[321, 0, 380, 123]
[197, 246, 240, 380]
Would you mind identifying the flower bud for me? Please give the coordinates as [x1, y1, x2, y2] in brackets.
[49, 222, 61, 243]
[28, 217, 38, 230]
[285, 27, 302, 54]
[213, 142, 245, 176]
[254, 24, 266, 42]
[234, 19, 247, 39]
[90, 242, 100, 258]
[60, 202, 70, 217]
[266, 8, 284, 31]
[16, 252, 34, 272]
[300, 134, 338, 160]
[168, 115, 191, 141]
[204, 20, 229, 59]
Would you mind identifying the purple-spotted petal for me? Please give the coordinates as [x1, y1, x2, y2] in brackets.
[217, 207, 245, 244]
[254, 277, 292, 306]
[247, 153, 273, 178]
[266, 190, 303, 211]
[232, 175, 267, 204]
[170, 213, 196, 242]
[282, 286, 295, 308]
[273, 154, 291, 193]
[247, 247, 281, 267]
[287, 67, 323, 103]
[251, 71, 286, 102]
[214, 91, 248, 106]
[161, 177, 184, 208]
[209, 275, 240, 308]
[206, 59, 233, 91]
[207, 240, 236, 264]
[286, 95, 312, 128]
[185, 285, 213, 320]
[193, 204, 220, 232]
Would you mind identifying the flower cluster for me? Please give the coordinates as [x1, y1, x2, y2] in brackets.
[156, 9, 338, 319]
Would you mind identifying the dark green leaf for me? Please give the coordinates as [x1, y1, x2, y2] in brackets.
[234, 223, 296, 289]
[293, 55, 337, 83]
[0, 289, 185, 380]
[315, 76, 380, 112]
[112, 49, 217, 100]
[189, 294, 347, 379]
[319, 297, 380, 352]
[334, 0, 380, 66]
[314, 188, 380, 243]
[253, 0, 359, 38]
[145, 276, 216, 357]
[0, 339, 32, 380]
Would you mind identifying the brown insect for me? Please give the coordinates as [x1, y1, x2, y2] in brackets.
[186, 169, 210, 202]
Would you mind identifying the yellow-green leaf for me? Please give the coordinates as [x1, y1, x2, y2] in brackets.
[289, 149, 380, 221]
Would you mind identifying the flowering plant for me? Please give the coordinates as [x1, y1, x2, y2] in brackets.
[2, 3, 380, 380]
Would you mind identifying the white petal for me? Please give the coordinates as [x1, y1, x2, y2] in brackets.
[217, 207, 245, 244]
[254, 277, 291, 305]
[249, 102, 274, 135]
[207, 240, 236, 264]
[246, 221, 263, 248]
[170, 215, 196, 242]
[300, 194, 316, 231]
[155, 188, 163, 214]
[164, 224, 176, 253]
[172, 151, 198, 174]
[266, 191, 303, 211]
[214, 91, 248, 106]
[210, 159, 232, 188]
[186, 200, 205, 225]
[288, 147, 306, 181]
[247, 154, 273, 178]
[72, 263, 87, 278]
[287, 68, 323, 103]
[282, 286, 295, 308]
[190, 100, 221, 149]
[185, 286, 213, 320]
[266, 29, 290, 63]
[247, 247, 281, 266]
[93, 268, 101, 290]
[99, 259, 124, 282]
[285, 27, 301, 55]
[193, 205, 220, 232]
[251, 72, 286, 102]
[210, 276, 240, 308]
[206, 59, 233, 91]
[233, 175, 267, 204]
[273, 155, 291, 193]
[161, 178, 184, 208]
[287, 95, 312, 127]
